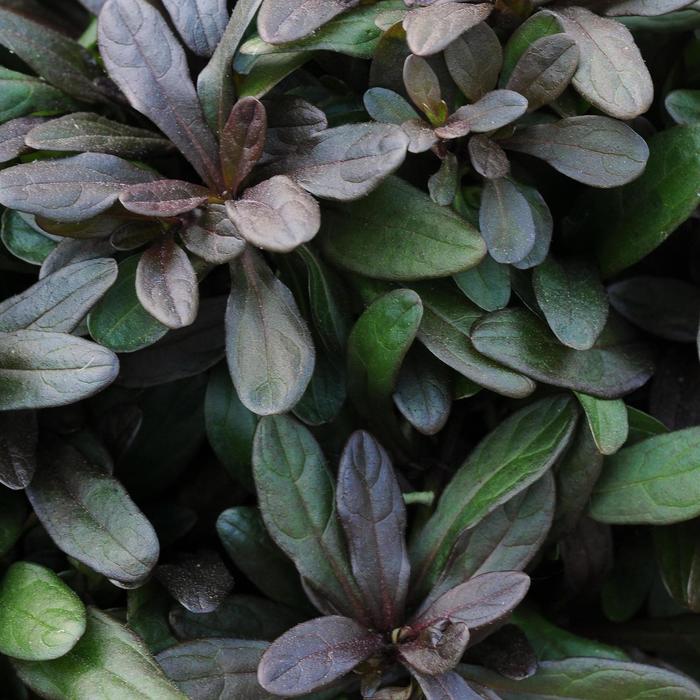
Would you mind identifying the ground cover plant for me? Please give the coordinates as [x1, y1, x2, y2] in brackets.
[2, 0, 700, 698]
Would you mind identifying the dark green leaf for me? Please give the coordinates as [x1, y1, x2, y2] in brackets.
[666, 89, 700, 125]
[575, 393, 629, 456]
[1, 210, 57, 266]
[157, 639, 274, 700]
[459, 657, 700, 699]
[217, 507, 305, 608]
[655, 520, 700, 612]
[590, 427, 700, 524]
[14, 608, 187, 699]
[454, 255, 511, 313]
[410, 396, 576, 595]
[0, 330, 118, 410]
[0, 562, 86, 661]
[532, 257, 609, 350]
[0, 7, 104, 104]
[205, 364, 257, 490]
[253, 415, 366, 620]
[321, 177, 486, 280]
[363, 87, 417, 125]
[471, 308, 655, 399]
[88, 254, 168, 353]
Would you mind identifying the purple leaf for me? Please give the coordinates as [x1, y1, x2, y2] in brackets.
[404, 2, 493, 57]
[136, 238, 199, 329]
[0, 117, 43, 163]
[258, 0, 361, 44]
[436, 91, 528, 139]
[413, 571, 530, 636]
[412, 671, 485, 700]
[180, 204, 245, 265]
[120, 180, 211, 217]
[220, 97, 267, 195]
[262, 97, 328, 162]
[270, 122, 408, 201]
[161, 0, 228, 57]
[258, 616, 383, 696]
[336, 431, 410, 631]
[0, 153, 157, 222]
[403, 55, 445, 124]
[98, 0, 223, 190]
[399, 619, 470, 675]
[226, 175, 320, 253]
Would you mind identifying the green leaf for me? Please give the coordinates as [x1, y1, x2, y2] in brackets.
[226, 248, 315, 416]
[0, 330, 118, 410]
[0, 67, 79, 125]
[572, 126, 700, 277]
[363, 87, 417, 125]
[654, 520, 700, 612]
[238, 53, 310, 99]
[127, 582, 178, 655]
[666, 89, 700, 124]
[0, 7, 104, 104]
[1, 210, 57, 266]
[205, 363, 257, 490]
[454, 255, 511, 313]
[514, 607, 629, 662]
[169, 595, 300, 642]
[347, 289, 423, 434]
[575, 393, 629, 456]
[532, 257, 608, 350]
[471, 308, 655, 399]
[0, 562, 86, 661]
[26, 440, 159, 585]
[394, 346, 452, 436]
[0, 488, 27, 557]
[241, 2, 404, 59]
[253, 415, 366, 622]
[321, 177, 486, 281]
[626, 406, 668, 445]
[410, 396, 577, 595]
[459, 657, 700, 699]
[590, 427, 700, 524]
[422, 475, 555, 605]
[217, 506, 306, 609]
[413, 280, 536, 399]
[13, 608, 187, 699]
[157, 639, 273, 700]
[88, 254, 168, 354]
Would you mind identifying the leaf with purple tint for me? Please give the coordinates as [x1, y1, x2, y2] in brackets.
[399, 619, 470, 675]
[98, 0, 223, 190]
[136, 238, 199, 330]
[226, 175, 320, 253]
[258, 616, 383, 696]
[181, 205, 245, 265]
[412, 671, 485, 700]
[161, 0, 228, 57]
[0, 153, 157, 222]
[336, 431, 410, 630]
[0, 117, 43, 163]
[120, 180, 211, 217]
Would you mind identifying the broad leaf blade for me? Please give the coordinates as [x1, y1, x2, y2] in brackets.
[253, 415, 365, 620]
[410, 396, 576, 597]
[258, 616, 383, 696]
[98, 0, 222, 190]
[14, 608, 187, 700]
[575, 393, 629, 456]
[0, 562, 86, 661]
[337, 431, 410, 630]
[225, 249, 315, 415]
[0, 153, 157, 222]
[161, 0, 228, 57]
[26, 441, 159, 584]
[0, 330, 119, 410]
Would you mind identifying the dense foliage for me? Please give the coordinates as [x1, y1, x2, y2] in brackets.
[2, 0, 700, 698]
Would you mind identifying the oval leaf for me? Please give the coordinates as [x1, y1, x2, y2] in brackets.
[120, 180, 211, 218]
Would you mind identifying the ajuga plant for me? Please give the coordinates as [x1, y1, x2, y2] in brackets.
[3, 0, 700, 699]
